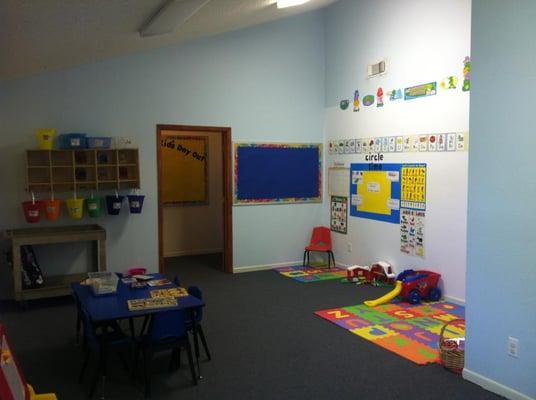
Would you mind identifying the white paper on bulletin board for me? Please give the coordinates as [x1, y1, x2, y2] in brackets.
[328, 167, 350, 197]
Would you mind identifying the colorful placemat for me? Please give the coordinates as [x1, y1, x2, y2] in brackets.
[315, 300, 465, 365]
[150, 287, 189, 298]
[274, 265, 347, 283]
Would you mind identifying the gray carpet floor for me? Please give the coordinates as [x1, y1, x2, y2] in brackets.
[0, 254, 503, 400]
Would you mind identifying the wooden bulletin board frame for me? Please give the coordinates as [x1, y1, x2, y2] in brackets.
[160, 135, 208, 205]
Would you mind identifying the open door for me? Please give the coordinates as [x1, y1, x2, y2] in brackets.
[157, 124, 233, 273]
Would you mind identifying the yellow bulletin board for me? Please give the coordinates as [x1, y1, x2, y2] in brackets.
[161, 135, 208, 205]
[356, 171, 392, 216]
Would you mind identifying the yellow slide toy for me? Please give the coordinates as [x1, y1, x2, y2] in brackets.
[364, 280, 402, 307]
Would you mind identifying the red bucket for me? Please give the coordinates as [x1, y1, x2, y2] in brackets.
[22, 201, 42, 223]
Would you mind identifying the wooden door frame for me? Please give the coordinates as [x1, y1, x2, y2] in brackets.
[157, 124, 233, 273]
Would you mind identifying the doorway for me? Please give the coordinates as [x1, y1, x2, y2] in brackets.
[157, 124, 232, 273]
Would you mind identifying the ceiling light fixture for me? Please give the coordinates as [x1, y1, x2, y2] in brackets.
[277, 0, 311, 9]
[139, 0, 211, 38]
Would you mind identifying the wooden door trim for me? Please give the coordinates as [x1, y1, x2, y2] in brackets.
[157, 124, 233, 273]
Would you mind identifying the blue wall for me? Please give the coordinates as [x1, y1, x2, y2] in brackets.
[0, 11, 326, 273]
[466, 0, 536, 397]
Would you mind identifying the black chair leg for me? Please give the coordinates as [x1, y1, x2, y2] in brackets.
[193, 324, 200, 360]
[168, 348, 181, 371]
[198, 326, 211, 361]
[118, 351, 129, 372]
[78, 348, 90, 383]
[185, 339, 197, 385]
[302, 251, 307, 268]
[330, 251, 335, 268]
[143, 349, 152, 399]
[89, 350, 105, 399]
[131, 346, 140, 380]
[76, 312, 82, 345]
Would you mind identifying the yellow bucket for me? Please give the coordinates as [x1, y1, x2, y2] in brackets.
[36, 128, 56, 150]
[66, 198, 84, 219]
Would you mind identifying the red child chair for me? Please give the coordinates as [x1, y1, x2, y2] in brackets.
[303, 226, 335, 269]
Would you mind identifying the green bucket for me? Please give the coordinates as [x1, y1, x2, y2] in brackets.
[86, 197, 102, 218]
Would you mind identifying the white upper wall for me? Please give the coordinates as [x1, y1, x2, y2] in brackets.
[323, 0, 471, 301]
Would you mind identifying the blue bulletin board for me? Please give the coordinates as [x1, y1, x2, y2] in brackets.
[234, 143, 322, 205]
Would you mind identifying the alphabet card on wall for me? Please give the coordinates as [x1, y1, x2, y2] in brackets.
[400, 164, 427, 211]
[349, 163, 402, 224]
[330, 196, 348, 234]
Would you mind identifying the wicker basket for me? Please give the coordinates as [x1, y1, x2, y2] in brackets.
[439, 318, 465, 373]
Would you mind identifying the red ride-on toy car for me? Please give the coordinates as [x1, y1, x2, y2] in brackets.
[397, 269, 442, 304]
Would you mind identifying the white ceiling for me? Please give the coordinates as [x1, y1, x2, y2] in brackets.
[0, 0, 338, 81]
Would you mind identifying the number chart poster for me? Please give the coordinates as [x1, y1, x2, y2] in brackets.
[349, 163, 402, 224]
[330, 196, 348, 234]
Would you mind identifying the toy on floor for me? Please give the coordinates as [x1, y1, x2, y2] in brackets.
[364, 269, 441, 306]
[28, 385, 58, 400]
[346, 261, 396, 286]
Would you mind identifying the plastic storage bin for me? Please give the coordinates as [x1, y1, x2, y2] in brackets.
[58, 133, 87, 149]
[88, 272, 119, 296]
[114, 136, 137, 149]
[87, 137, 112, 149]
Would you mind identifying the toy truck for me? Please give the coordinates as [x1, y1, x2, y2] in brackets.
[397, 269, 442, 304]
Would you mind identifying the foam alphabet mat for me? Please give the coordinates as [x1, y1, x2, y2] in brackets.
[315, 300, 465, 365]
[274, 265, 347, 283]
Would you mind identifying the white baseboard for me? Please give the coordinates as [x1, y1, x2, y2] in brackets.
[463, 368, 534, 400]
[233, 260, 302, 273]
[444, 295, 465, 305]
[233, 260, 345, 273]
[164, 248, 223, 258]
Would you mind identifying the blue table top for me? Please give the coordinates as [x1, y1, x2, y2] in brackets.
[71, 273, 205, 323]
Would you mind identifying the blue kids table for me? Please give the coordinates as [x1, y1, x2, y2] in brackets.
[71, 273, 205, 377]
[71, 274, 204, 323]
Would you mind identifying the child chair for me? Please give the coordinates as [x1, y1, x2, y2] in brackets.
[303, 226, 335, 269]
[134, 309, 197, 398]
[187, 286, 211, 361]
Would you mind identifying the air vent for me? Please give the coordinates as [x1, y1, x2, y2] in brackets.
[367, 60, 386, 78]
